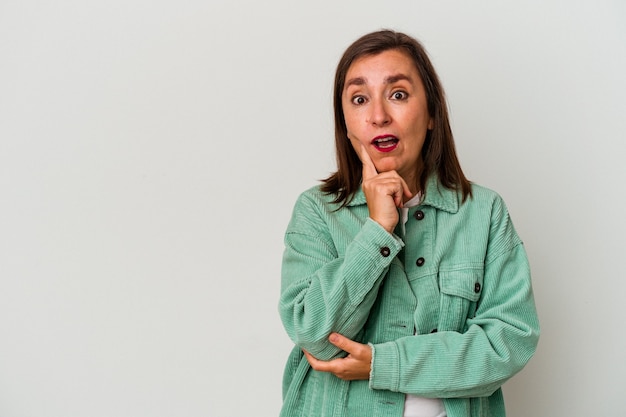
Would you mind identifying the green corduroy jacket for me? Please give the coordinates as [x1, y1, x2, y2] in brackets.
[279, 176, 539, 417]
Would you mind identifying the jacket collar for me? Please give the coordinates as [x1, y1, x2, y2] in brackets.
[346, 174, 460, 214]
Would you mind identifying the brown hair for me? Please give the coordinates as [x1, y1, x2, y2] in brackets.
[321, 29, 471, 205]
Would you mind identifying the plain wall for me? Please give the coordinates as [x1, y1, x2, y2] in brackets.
[1, 0, 625, 415]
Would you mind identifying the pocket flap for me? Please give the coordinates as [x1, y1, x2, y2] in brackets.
[439, 268, 483, 302]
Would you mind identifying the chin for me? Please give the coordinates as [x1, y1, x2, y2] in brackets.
[374, 161, 400, 173]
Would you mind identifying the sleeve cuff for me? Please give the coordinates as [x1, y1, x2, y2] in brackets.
[359, 218, 405, 251]
[369, 340, 400, 392]
[340, 219, 404, 305]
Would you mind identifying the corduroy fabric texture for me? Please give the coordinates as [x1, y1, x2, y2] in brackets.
[279, 176, 539, 417]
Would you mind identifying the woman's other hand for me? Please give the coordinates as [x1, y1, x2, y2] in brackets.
[303, 333, 372, 381]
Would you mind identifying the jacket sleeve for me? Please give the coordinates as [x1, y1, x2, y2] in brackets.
[369, 195, 540, 398]
[279, 191, 403, 361]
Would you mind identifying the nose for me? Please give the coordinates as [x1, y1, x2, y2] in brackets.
[367, 98, 391, 127]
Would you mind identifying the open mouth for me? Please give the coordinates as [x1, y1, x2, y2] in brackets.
[372, 135, 399, 152]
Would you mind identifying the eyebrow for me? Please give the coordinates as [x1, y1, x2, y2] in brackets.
[345, 77, 366, 88]
[344, 73, 413, 88]
[385, 73, 412, 84]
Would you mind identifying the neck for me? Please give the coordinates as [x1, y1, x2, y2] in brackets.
[401, 163, 423, 201]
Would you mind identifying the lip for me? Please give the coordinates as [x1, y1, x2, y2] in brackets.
[371, 135, 399, 153]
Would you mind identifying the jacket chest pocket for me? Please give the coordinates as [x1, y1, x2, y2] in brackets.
[438, 268, 483, 332]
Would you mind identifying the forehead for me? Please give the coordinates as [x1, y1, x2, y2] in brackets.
[345, 49, 418, 82]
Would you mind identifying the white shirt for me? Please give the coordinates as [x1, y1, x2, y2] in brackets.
[400, 193, 447, 417]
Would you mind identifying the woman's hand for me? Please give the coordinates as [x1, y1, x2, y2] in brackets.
[302, 333, 372, 381]
[352, 140, 412, 233]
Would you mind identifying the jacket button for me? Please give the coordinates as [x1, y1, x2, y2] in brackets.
[380, 247, 391, 257]
[416, 257, 425, 267]
[474, 282, 481, 293]
[413, 210, 425, 220]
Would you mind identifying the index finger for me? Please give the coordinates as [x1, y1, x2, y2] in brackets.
[329, 333, 365, 356]
[355, 142, 378, 180]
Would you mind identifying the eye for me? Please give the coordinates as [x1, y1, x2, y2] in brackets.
[351, 95, 367, 105]
[391, 91, 408, 100]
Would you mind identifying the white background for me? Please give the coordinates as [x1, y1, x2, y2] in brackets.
[1, 0, 625, 416]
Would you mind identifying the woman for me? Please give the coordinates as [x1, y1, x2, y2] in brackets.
[279, 30, 539, 417]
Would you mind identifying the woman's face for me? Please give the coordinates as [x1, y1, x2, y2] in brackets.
[342, 49, 433, 187]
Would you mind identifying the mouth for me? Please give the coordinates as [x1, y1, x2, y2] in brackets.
[371, 135, 399, 153]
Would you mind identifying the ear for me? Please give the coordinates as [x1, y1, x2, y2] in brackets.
[427, 117, 434, 130]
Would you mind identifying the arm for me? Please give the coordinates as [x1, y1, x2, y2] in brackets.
[302, 245, 538, 392]
[279, 192, 403, 361]
[280, 142, 412, 361]
[370, 197, 540, 398]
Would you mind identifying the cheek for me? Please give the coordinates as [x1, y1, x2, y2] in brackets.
[344, 115, 363, 140]
[343, 111, 356, 129]
[347, 135, 364, 152]
[342, 102, 363, 131]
